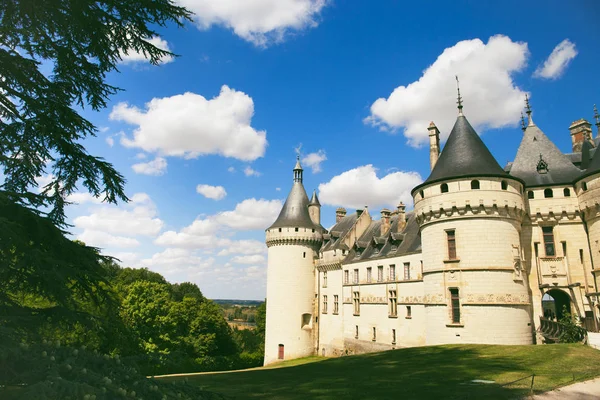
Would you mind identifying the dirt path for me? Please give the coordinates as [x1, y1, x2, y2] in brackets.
[531, 377, 600, 399]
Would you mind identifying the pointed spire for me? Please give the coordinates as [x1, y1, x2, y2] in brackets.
[520, 112, 526, 132]
[525, 94, 534, 126]
[293, 155, 303, 183]
[594, 104, 600, 138]
[455, 76, 463, 116]
[309, 189, 321, 207]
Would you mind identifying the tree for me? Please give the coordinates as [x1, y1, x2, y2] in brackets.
[172, 282, 205, 302]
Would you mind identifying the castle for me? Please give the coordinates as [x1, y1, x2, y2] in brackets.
[263, 97, 600, 365]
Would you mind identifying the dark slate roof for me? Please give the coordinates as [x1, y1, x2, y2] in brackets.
[415, 115, 508, 191]
[268, 182, 317, 230]
[580, 143, 600, 180]
[509, 123, 582, 186]
[320, 212, 359, 252]
[309, 190, 321, 206]
[345, 212, 421, 263]
[581, 140, 593, 170]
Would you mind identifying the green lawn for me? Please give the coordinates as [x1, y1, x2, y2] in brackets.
[158, 344, 600, 400]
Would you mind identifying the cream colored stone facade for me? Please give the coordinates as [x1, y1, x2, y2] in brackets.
[263, 115, 600, 366]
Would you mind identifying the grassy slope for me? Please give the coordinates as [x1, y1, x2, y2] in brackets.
[158, 344, 600, 400]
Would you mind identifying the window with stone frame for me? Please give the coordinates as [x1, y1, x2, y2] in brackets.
[377, 265, 384, 282]
[388, 290, 397, 317]
[389, 264, 396, 281]
[392, 329, 396, 345]
[344, 270, 349, 284]
[353, 269, 359, 284]
[403, 262, 411, 280]
[333, 295, 339, 314]
[447, 230, 457, 260]
[353, 291, 360, 315]
[366, 267, 372, 283]
[406, 305, 412, 318]
[542, 226, 556, 257]
[322, 295, 327, 314]
[323, 271, 327, 287]
[450, 288, 461, 324]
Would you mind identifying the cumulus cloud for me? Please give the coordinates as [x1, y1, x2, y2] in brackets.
[106, 136, 115, 147]
[132, 157, 167, 176]
[111, 85, 267, 161]
[154, 230, 229, 249]
[231, 254, 266, 264]
[217, 239, 267, 256]
[215, 198, 282, 230]
[365, 35, 529, 147]
[74, 193, 164, 237]
[66, 192, 104, 205]
[318, 165, 423, 209]
[244, 166, 261, 177]
[302, 150, 327, 173]
[178, 0, 328, 47]
[77, 230, 140, 249]
[119, 36, 174, 64]
[196, 184, 227, 200]
[533, 39, 577, 80]
[227, 166, 236, 173]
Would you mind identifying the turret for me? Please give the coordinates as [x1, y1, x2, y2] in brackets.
[263, 157, 323, 365]
[308, 190, 321, 227]
[412, 82, 531, 346]
[428, 122, 440, 171]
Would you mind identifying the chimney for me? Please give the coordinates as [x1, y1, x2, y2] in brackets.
[335, 207, 347, 223]
[428, 122, 440, 171]
[397, 202, 406, 230]
[569, 119, 593, 152]
[380, 208, 391, 235]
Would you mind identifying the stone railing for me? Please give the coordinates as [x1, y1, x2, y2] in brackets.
[539, 316, 586, 343]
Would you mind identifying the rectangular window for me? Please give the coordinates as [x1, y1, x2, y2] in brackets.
[353, 269, 359, 284]
[278, 344, 284, 359]
[323, 271, 327, 287]
[388, 290, 397, 317]
[355, 325, 359, 339]
[406, 305, 412, 318]
[344, 270, 349, 285]
[389, 264, 396, 281]
[377, 266, 383, 282]
[447, 230, 457, 260]
[543, 226, 555, 256]
[367, 267, 372, 283]
[372, 327, 376, 341]
[404, 262, 411, 280]
[450, 288, 460, 324]
[392, 329, 396, 345]
[353, 291, 360, 315]
[333, 295, 339, 314]
[323, 295, 327, 313]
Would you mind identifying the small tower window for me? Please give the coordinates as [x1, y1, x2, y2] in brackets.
[295, 227, 299, 232]
[372, 327, 376, 341]
[528, 191, 534, 199]
[583, 182, 588, 191]
[470, 180, 480, 190]
[440, 183, 449, 193]
[544, 188, 553, 198]
[278, 228, 282, 232]
[420, 190, 424, 199]
[563, 188, 571, 197]
[501, 180, 508, 190]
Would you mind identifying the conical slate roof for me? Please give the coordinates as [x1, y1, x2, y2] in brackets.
[309, 190, 321, 206]
[418, 115, 508, 188]
[509, 122, 582, 186]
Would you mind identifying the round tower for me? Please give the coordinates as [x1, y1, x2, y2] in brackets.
[264, 157, 323, 365]
[308, 189, 321, 227]
[412, 98, 532, 345]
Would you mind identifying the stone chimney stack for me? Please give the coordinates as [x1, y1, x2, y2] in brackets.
[380, 208, 391, 235]
[428, 122, 440, 171]
[397, 202, 406, 231]
[335, 207, 347, 223]
[569, 119, 593, 152]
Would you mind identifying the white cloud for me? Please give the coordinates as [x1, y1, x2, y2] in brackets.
[77, 230, 140, 249]
[132, 157, 167, 176]
[275, 187, 281, 191]
[318, 165, 423, 209]
[66, 192, 104, 205]
[135, 153, 147, 160]
[227, 166, 236, 173]
[244, 166, 261, 177]
[112, 252, 142, 266]
[112, 86, 267, 161]
[106, 136, 115, 147]
[217, 239, 267, 256]
[154, 217, 224, 249]
[533, 39, 577, 80]
[365, 35, 529, 147]
[302, 150, 327, 173]
[178, 0, 329, 47]
[196, 184, 227, 200]
[215, 198, 282, 230]
[74, 192, 163, 237]
[119, 36, 174, 64]
[231, 254, 266, 264]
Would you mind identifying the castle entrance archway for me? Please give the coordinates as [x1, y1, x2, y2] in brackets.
[542, 289, 571, 321]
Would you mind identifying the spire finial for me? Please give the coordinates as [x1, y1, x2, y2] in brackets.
[594, 104, 600, 137]
[525, 94, 534, 126]
[293, 155, 303, 182]
[455, 75, 463, 116]
[520, 112, 526, 132]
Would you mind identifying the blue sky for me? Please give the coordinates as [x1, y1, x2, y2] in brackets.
[58, 0, 600, 299]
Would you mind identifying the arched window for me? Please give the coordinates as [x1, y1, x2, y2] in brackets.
[544, 188, 553, 198]
[563, 188, 571, 197]
[528, 191, 534, 199]
[441, 183, 448, 193]
[501, 180, 508, 190]
[471, 180, 480, 190]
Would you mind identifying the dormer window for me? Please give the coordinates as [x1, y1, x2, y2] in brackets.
[536, 154, 548, 174]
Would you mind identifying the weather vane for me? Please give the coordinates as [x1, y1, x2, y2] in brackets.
[455, 76, 463, 115]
